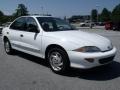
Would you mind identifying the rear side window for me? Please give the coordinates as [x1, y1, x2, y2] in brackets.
[10, 17, 26, 31]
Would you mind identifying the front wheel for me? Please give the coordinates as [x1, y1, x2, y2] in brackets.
[4, 39, 13, 54]
[47, 48, 70, 74]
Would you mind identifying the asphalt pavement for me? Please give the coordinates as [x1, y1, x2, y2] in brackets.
[0, 29, 120, 90]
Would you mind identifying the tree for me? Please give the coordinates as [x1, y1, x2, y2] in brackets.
[91, 9, 98, 22]
[0, 10, 15, 24]
[0, 10, 4, 25]
[100, 8, 111, 22]
[0, 10, 4, 17]
[111, 4, 120, 23]
[14, 4, 28, 17]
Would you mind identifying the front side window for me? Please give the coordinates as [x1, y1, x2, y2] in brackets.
[26, 17, 38, 32]
[37, 17, 76, 32]
[10, 17, 26, 31]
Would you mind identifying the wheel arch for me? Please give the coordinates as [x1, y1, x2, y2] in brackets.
[45, 44, 69, 61]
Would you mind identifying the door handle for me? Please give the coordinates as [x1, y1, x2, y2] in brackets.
[20, 34, 24, 37]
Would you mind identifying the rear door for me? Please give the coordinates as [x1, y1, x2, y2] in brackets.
[9, 17, 26, 49]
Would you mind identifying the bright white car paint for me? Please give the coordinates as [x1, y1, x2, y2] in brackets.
[2, 16, 117, 69]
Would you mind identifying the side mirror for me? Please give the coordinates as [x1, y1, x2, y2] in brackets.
[28, 24, 39, 33]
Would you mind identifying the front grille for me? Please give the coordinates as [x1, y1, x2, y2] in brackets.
[99, 56, 115, 64]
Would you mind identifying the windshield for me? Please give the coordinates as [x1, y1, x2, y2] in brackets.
[37, 17, 77, 31]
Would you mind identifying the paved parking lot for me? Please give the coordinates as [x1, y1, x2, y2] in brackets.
[0, 29, 120, 90]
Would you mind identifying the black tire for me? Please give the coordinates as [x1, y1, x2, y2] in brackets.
[4, 39, 13, 55]
[47, 48, 70, 74]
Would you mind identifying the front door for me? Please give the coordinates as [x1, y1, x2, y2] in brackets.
[19, 17, 42, 56]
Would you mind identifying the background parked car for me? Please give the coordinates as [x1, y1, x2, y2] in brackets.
[105, 21, 120, 31]
[96, 22, 105, 26]
[2, 22, 12, 27]
[80, 21, 95, 27]
[79, 22, 86, 27]
[105, 21, 113, 30]
[0, 22, 12, 35]
[113, 22, 120, 31]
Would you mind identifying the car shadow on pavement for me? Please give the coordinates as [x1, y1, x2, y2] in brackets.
[64, 61, 120, 81]
[15, 51, 49, 67]
[14, 51, 120, 81]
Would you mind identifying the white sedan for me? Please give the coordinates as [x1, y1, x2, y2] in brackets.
[2, 16, 117, 74]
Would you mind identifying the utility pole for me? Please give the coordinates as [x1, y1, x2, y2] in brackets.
[96, 5, 100, 23]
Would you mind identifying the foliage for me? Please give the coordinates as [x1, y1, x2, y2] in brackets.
[0, 15, 15, 25]
[14, 4, 28, 17]
[111, 4, 120, 23]
[0, 4, 28, 25]
[0, 11, 4, 25]
[100, 8, 111, 22]
[91, 9, 98, 22]
[0, 11, 4, 16]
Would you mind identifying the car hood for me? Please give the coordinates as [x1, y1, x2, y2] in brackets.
[43, 30, 112, 51]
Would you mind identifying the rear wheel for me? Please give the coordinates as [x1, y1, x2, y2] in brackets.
[4, 39, 13, 54]
[47, 48, 70, 74]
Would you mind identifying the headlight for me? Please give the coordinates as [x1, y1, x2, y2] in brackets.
[73, 46, 101, 53]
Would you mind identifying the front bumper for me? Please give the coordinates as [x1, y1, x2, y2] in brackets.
[67, 47, 117, 69]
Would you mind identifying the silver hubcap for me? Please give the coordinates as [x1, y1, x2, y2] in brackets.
[49, 52, 63, 71]
[5, 41, 10, 53]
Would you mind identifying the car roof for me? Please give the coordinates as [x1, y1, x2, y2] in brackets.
[21, 15, 52, 18]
